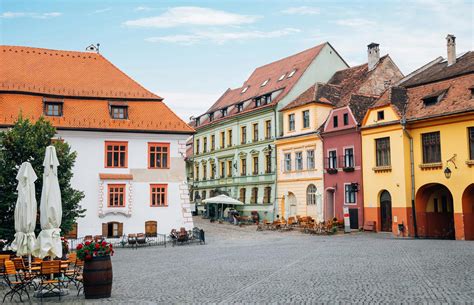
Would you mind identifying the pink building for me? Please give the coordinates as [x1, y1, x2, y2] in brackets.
[320, 43, 403, 228]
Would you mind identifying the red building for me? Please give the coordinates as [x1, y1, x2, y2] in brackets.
[320, 43, 403, 228]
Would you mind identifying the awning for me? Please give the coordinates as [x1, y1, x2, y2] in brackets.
[202, 194, 244, 205]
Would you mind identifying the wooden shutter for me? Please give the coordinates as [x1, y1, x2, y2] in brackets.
[118, 223, 123, 237]
[102, 223, 107, 237]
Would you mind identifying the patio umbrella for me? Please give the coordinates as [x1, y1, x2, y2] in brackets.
[33, 146, 62, 259]
[11, 162, 38, 265]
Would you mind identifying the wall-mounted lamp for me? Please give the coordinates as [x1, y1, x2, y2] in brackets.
[444, 154, 457, 179]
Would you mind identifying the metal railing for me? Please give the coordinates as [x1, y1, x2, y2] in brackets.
[68, 233, 167, 250]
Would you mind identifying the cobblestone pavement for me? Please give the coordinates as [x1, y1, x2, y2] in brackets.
[3, 217, 474, 304]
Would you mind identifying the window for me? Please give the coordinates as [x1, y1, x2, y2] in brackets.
[150, 184, 167, 207]
[203, 137, 207, 152]
[343, 113, 349, 125]
[195, 139, 200, 154]
[241, 158, 247, 176]
[345, 184, 356, 204]
[333, 116, 338, 128]
[239, 188, 246, 203]
[422, 89, 448, 106]
[202, 164, 207, 180]
[284, 153, 292, 172]
[307, 184, 317, 205]
[287, 69, 296, 78]
[265, 153, 272, 173]
[469, 127, 474, 160]
[195, 165, 199, 181]
[422, 132, 441, 163]
[220, 131, 225, 148]
[251, 187, 258, 204]
[208, 112, 214, 122]
[253, 156, 259, 174]
[375, 137, 391, 166]
[265, 120, 272, 139]
[110, 106, 128, 119]
[227, 130, 233, 147]
[227, 160, 233, 177]
[201, 191, 206, 200]
[307, 150, 315, 169]
[211, 135, 215, 151]
[44, 102, 63, 117]
[195, 117, 200, 127]
[210, 163, 216, 179]
[241, 126, 247, 144]
[278, 73, 286, 81]
[288, 114, 295, 131]
[241, 86, 249, 94]
[328, 150, 337, 169]
[221, 108, 228, 117]
[108, 184, 125, 207]
[237, 103, 244, 112]
[295, 152, 303, 170]
[220, 161, 225, 178]
[344, 148, 354, 168]
[105, 141, 128, 168]
[263, 187, 271, 204]
[303, 110, 310, 128]
[253, 123, 259, 142]
[148, 143, 169, 169]
[261, 79, 269, 87]
[377, 111, 385, 121]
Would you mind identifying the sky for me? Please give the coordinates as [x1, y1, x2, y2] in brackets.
[1, 0, 473, 121]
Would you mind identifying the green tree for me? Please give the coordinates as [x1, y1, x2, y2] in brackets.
[0, 116, 85, 242]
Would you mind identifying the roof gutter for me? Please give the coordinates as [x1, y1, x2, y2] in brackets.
[401, 117, 418, 238]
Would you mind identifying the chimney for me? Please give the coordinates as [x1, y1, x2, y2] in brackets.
[446, 34, 456, 66]
[367, 42, 380, 71]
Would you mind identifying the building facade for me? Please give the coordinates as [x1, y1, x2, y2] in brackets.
[189, 42, 348, 219]
[362, 36, 474, 239]
[0, 46, 194, 238]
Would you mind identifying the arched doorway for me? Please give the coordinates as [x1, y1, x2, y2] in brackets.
[380, 190, 392, 232]
[285, 192, 297, 218]
[416, 183, 454, 239]
[462, 184, 474, 240]
[145, 221, 157, 237]
[325, 189, 335, 221]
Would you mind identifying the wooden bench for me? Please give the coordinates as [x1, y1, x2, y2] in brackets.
[363, 221, 376, 232]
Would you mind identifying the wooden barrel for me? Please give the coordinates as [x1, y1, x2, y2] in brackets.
[83, 256, 113, 299]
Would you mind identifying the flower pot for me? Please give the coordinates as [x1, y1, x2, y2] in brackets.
[83, 256, 113, 299]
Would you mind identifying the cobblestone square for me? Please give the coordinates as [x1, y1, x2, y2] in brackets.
[5, 217, 474, 304]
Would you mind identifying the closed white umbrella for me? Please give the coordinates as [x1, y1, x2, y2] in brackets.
[33, 146, 62, 259]
[11, 162, 38, 259]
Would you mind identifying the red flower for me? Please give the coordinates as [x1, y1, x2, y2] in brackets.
[85, 241, 91, 246]
[85, 254, 92, 260]
[94, 251, 98, 256]
[76, 244, 83, 250]
[85, 250, 89, 254]
[101, 241, 107, 247]
[95, 243, 100, 250]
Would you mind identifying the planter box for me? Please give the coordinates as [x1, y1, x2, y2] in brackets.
[343, 167, 355, 172]
[327, 168, 338, 174]
[83, 256, 113, 299]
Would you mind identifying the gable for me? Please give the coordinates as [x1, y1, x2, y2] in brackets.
[362, 105, 400, 127]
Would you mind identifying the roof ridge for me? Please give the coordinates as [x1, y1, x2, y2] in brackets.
[0, 45, 101, 57]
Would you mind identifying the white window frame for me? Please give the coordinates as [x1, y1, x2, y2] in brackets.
[343, 146, 355, 168]
[307, 149, 315, 169]
[284, 153, 292, 172]
[328, 149, 337, 169]
[295, 151, 303, 171]
[344, 183, 357, 205]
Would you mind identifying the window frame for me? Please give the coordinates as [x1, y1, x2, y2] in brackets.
[328, 149, 337, 169]
[211, 135, 216, 151]
[263, 187, 271, 204]
[239, 188, 246, 203]
[284, 153, 292, 172]
[377, 110, 385, 121]
[150, 184, 168, 207]
[343, 113, 349, 126]
[253, 156, 259, 175]
[220, 131, 225, 148]
[295, 151, 303, 171]
[110, 105, 128, 120]
[265, 120, 272, 140]
[108, 184, 126, 207]
[227, 129, 233, 147]
[251, 187, 258, 204]
[344, 147, 354, 168]
[344, 183, 357, 204]
[105, 141, 128, 168]
[333, 116, 339, 128]
[422, 131, 441, 164]
[302, 110, 310, 129]
[241, 126, 247, 144]
[288, 114, 295, 131]
[43, 101, 63, 117]
[306, 184, 317, 205]
[227, 160, 233, 177]
[148, 142, 170, 169]
[241, 158, 247, 176]
[375, 137, 391, 167]
[265, 153, 272, 173]
[469, 127, 474, 160]
[253, 123, 259, 142]
[307, 149, 315, 170]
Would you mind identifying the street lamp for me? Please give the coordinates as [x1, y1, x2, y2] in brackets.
[444, 154, 457, 179]
[444, 167, 452, 179]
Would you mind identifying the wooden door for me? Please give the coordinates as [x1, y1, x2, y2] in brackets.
[145, 221, 157, 237]
[349, 209, 359, 229]
[102, 223, 108, 237]
[380, 191, 392, 232]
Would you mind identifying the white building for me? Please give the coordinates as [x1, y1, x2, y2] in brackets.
[0, 45, 194, 238]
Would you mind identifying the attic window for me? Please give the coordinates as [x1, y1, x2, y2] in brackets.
[260, 79, 269, 87]
[377, 111, 385, 121]
[470, 87, 474, 99]
[209, 112, 214, 122]
[278, 73, 286, 81]
[237, 103, 244, 113]
[287, 69, 297, 78]
[110, 105, 128, 119]
[195, 117, 200, 126]
[422, 88, 448, 106]
[221, 108, 228, 117]
[43, 100, 63, 117]
[241, 86, 249, 94]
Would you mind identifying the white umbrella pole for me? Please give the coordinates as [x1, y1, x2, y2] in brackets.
[28, 254, 31, 273]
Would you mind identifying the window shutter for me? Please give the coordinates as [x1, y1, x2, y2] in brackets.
[118, 223, 124, 237]
[102, 223, 107, 236]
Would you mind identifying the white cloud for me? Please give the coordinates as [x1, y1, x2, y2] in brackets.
[336, 18, 376, 27]
[124, 6, 260, 28]
[91, 8, 112, 14]
[0, 11, 62, 19]
[134, 6, 152, 12]
[146, 28, 301, 45]
[281, 6, 320, 15]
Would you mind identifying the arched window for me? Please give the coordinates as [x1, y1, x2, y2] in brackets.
[251, 187, 258, 204]
[239, 188, 246, 203]
[307, 184, 317, 205]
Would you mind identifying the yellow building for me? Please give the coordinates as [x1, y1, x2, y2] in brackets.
[275, 84, 333, 220]
[362, 39, 474, 240]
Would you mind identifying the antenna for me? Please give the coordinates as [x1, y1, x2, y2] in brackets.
[85, 43, 100, 54]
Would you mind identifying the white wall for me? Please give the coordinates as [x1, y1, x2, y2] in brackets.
[56, 130, 193, 237]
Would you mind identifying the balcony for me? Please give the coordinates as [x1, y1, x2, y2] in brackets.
[324, 157, 338, 174]
[339, 155, 355, 172]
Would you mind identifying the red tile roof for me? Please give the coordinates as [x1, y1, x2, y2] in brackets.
[0, 45, 161, 100]
[194, 42, 329, 128]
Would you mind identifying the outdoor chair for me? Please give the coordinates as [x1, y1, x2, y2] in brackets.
[64, 257, 83, 295]
[37, 260, 63, 301]
[84, 235, 93, 242]
[177, 228, 189, 243]
[128, 234, 137, 249]
[2, 260, 32, 303]
[169, 229, 179, 246]
[93, 235, 104, 242]
[11, 258, 26, 272]
[136, 233, 147, 246]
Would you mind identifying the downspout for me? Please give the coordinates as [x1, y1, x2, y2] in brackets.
[272, 106, 278, 221]
[401, 117, 418, 238]
[355, 124, 364, 228]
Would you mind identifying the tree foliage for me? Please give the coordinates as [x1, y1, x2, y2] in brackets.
[0, 116, 85, 242]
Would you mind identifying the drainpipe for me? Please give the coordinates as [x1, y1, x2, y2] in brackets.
[401, 117, 418, 238]
[272, 106, 278, 221]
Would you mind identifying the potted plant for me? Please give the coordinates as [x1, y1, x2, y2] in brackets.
[76, 240, 114, 299]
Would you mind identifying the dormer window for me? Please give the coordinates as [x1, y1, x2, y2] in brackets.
[241, 86, 249, 94]
[422, 88, 448, 106]
[237, 103, 244, 113]
[287, 69, 297, 78]
[278, 73, 286, 81]
[43, 100, 63, 117]
[110, 105, 128, 119]
[377, 110, 385, 121]
[221, 108, 228, 117]
[470, 87, 474, 99]
[195, 117, 200, 126]
[260, 79, 269, 87]
[209, 112, 214, 122]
